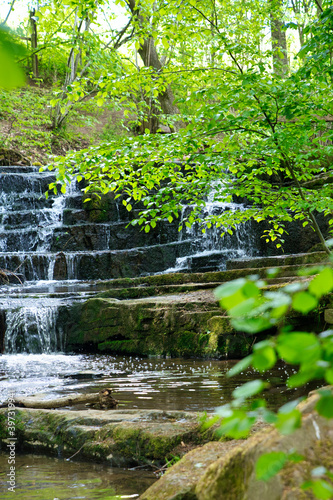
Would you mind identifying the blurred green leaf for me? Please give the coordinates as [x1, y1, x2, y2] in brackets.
[256, 451, 288, 481]
[277, 332, 321, 364]
[292, 291, 318, 314]
[232, 379, 267, 400]
[275, 408, 302, 435]
[316, 391, 333, 419]
[302, 479, 333, 500]
[308, 268, 333, 298]
[0, 28, 26, 89]
[227, 355, 253, 377]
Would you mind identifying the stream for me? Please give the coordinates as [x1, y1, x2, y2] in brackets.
[0, 353, 316, 411]
[0, 165, 319, 498]
[0, 452, 156, 499]
[0, 354, 320, 499]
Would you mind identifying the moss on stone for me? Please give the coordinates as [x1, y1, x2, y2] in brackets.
[98, 339, 139, 354]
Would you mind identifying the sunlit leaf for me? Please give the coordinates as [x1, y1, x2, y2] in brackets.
[256, 452, 288, 481]
[232, 379, 267, 400]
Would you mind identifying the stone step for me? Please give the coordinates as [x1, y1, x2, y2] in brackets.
[94, 261, 324, 292]
[226, 251, 328, 270]
[0, 192, 56, 211]
[0, 172, 56, 193]
[0, 165, 40, 173]
[0, 241, 194, 281]
[0, 408, 207, 467]
[0, 208, 62, 229]
[50, 222, 181, 251]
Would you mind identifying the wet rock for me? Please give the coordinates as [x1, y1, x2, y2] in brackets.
[53, 252, 67, 280]
[65, 293, 229, 357]
[140, 441, 241, 500]
[0, 408, 212, 466]
[63, 370, 104, 379]
[226, 251, 328, 270]
[138, 390, 333, 500]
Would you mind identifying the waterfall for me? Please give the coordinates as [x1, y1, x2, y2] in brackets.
[0, 165, 260, 353]
[163, 199, 257, 274]
[4, 304, 62, 354]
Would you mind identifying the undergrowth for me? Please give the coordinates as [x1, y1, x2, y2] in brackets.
[0, 85, 128, 165]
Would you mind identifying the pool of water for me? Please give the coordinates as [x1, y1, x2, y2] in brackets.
[0, 353, 319, 411]
[0, 452, 156, 499]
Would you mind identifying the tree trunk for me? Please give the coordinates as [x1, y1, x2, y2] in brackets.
[29, 10, 38, 78]
[52, 11, 91, 129]
[126, 0, 180, 131]
[270, 0, 289, 75]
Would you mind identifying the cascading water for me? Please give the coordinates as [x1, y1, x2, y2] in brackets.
[0, 165, 259, 353]
[4, 302, 61, 354]
[164, 198, 258, 274]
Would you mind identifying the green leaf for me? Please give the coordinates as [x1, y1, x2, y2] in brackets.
[162, 38, 169, 49]
[232, 379, 267, 400]
[292, 291, 318, 314]
[287, 370, 317, 388]
[219, 410, 256, 438]
[256, 451, 288, 481]
[308, 268, 333, 298]
[232, 316, 272, 333]
[275, 408, 302, 435]
[277, 332, 321, 364]
[228, 297, 260, 318]
[215, 279, 247, 300]
[324, 368, 333, 385]
[316, 391, 333, 419]
[0, 29, 26, 89]
[302, 479, 333, 500]
[252, 345, 277, 371]
[227, 355, 253, 378]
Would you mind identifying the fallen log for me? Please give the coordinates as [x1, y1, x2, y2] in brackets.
[1, 389, 118, 409]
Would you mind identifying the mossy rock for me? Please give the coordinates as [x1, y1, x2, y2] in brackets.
[0, 408, 209, 466]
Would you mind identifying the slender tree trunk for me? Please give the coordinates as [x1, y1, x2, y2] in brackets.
[126, 0, 180, 131]
[29, 10, 38, 78]
[52, 11, 91, 129]
[270, 0, 289, 75]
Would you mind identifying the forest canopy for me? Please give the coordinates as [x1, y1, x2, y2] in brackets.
[2, 0, 333, 251]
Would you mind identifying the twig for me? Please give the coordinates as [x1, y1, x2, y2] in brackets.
[66, 443, 85, 461]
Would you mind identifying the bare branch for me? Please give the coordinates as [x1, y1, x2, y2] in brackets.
[1, 0, 16, 26]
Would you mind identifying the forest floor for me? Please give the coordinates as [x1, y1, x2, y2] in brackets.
[0, 84, 129, 165]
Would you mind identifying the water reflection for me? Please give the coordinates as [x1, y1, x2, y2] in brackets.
[0, 354, 320, 411]
[0, 453, 156, 499]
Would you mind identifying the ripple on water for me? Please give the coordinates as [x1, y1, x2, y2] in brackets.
[0, 452, 156, 499]
[0, 354, 321, 412]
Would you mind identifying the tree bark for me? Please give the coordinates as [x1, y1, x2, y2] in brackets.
[29, 10, 38, 78]
[52, 11, 91, 129]
[270, 0, 289, 75]
[126, 0, 180, 131]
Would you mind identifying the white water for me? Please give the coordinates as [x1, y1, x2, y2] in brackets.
[164, 199, 256, 273]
